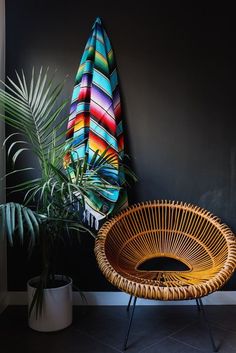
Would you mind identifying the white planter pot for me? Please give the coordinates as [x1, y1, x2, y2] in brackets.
[27, 275, 72, 332]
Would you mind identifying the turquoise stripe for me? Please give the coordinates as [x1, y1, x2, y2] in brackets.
[76, 102, 90, 113]
[95, 40, 107, 58]
[93, 70, 112, 97]
[77, 52, 93, 77]
[94, 29, 104, 44]
[72, 85, 80, 101]
[90, 119, 118, 151]
[83, 60, 94, 74]
[80, 31, 96, 66]
[71, 134, 86, 146]
[99, 188, 119, 202]
[110, 69, 118, 91]
[80, 47, 89, 64]
[65, 141, 72, 150]
[98, 168, 119, 202]
[116, 121, 123, 136]
[74, 127, 89, 138]
[80, 34, 93, 64]
[73, 144, 86, 159]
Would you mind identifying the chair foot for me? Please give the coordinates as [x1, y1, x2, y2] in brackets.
[199, 298, 218, 352]
[123, 297, 137, 350]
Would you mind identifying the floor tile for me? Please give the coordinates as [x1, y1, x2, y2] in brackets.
[140, 337, 203, 353]
[202, 306, 236, 332]
[171, 320, 236, 352]
[1, 305, 236, 353]
[0, 322, 120, 353]
[74, 305, 198, 352]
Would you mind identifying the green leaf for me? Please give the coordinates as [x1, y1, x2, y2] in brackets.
[29, 279, 44, 318]
[27, 209, 40, 235]
[3, 167, 34, 179]
[7, 140, 29, 157]
[33, 68, 48, 114]
[48, 162, 68, 182]
[31, 66, 43, 108]
[15, 204, 24, 243]
[10, 202, 16, 235]
[6, 76, 27, 100]
[5, 203, 13, 245]
[28, 67, 35, 103]
[93, 147, 109, 167]
[15, 70, 28, 100]
[2, 132, 25, 148]
[22, 207, 36, 245]
[89, 149, 99, 167]
[12, 148, 30, 165]
[0, 206, 6, 241]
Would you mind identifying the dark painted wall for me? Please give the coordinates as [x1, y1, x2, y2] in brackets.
[6, 1, 236, 290]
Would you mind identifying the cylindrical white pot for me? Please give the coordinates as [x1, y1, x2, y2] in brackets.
[27, 275, 72, 332]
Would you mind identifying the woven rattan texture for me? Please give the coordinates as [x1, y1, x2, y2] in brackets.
[95, 201, 236, 300]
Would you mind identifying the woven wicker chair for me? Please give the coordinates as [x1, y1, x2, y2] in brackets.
[95, 200, 236, 351]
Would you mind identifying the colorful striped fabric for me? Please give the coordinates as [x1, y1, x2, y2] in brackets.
[64, 17, 128, 229]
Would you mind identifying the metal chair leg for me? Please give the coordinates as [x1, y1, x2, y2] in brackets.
[196, 298, 201, 311]
[126, 295, 133, 312]
[123, 297, 137, 351]
[199, 298, 217, 352]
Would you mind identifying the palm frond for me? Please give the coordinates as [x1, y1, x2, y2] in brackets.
[0, 68, 69, 168]
[0, 67, 137, 317]
[0, 203, 41, 246]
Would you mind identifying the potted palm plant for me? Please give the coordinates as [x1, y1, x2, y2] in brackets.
[0, 68, 131, 331]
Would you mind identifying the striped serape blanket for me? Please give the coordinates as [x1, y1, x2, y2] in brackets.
[64, 17, 128, 229]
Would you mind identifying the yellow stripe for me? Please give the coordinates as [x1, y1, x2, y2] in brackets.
[96, 51, 107, 65]
[74, 120, 89, 132]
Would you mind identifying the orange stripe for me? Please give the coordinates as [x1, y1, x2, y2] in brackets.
[89, 131, 118, 166]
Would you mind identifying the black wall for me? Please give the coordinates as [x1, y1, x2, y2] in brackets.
[6, 1, 236, 290]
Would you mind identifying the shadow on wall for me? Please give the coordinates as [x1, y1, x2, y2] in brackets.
[199, 147, 236, 229]
[199, 189, 227, 215]
[5, 1, 236, 291]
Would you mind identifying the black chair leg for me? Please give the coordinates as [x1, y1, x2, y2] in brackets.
[196, 298, 201, 311]
[199, 298, 217, 352]
[126, 295, 133, 312]
[123, 297, 137, 351]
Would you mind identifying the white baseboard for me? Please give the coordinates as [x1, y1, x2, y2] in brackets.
[7, 291, 236, 306]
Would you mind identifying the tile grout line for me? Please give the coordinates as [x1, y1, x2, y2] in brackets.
[168, 320, 197, 337]
[127, 321, 205, 353]
[166, 316, 210, 352]
[136, 336, 170, 353]
[123, 307, 199, 352]
[75, 312, 204, 352]
[209, 320, 236, 334]
[135, 320, 198, 353]
[73, 327, 123, 353]
[169, 336, 207, 352]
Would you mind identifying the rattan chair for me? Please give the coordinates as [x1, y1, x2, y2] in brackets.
[95, 200, 236, 351]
